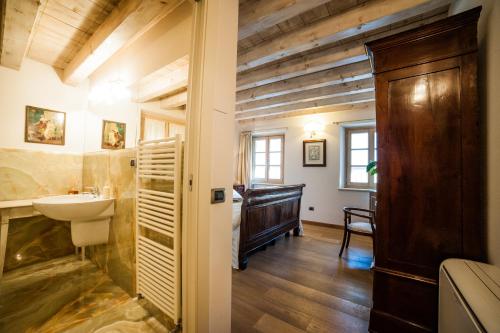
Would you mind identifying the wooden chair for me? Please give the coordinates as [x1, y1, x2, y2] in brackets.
[338, 207, 376, 258]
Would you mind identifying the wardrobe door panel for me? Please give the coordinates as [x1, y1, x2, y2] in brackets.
[378, 62, 463, 278]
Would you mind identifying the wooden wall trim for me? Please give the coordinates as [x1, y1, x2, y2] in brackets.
[302, 220, 344, 230]
[370, 309, 433, 333]
[373, 267, 437, 285]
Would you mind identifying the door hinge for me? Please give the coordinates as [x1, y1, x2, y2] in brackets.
[189, 174, 193, 191]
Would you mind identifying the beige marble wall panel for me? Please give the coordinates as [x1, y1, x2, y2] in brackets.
[83, 149, 136, 296]
[4, 216, 74, 272]
[81, 151, 110, 191]
[0, 148, 82, 271]
[0, 148, 83, 201]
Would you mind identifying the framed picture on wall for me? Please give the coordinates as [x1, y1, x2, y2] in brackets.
[303, 139, 326, 167]
[102, 120, 126, 149]
[25, 105, 66, 145]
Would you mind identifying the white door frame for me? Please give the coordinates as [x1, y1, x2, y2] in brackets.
[182, 0, 238, 332]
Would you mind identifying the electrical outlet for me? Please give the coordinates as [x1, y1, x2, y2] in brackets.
[130, 159, 136, 167]
[308, 206, 314, 211]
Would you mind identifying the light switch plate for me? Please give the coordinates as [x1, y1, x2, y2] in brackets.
[211, 188, 225, 204]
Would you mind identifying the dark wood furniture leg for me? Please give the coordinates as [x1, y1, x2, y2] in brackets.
[239, 256, 248, 270]
[339, 228, 348, 257]
[293, 226, 300, 236]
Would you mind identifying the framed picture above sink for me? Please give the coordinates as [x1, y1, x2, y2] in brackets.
[25, 105, 66, 145]
[102, 120, 126, 150]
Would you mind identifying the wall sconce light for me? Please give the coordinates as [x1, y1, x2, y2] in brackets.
[304, 121, 324, 138]
[89, 78, 131, 104]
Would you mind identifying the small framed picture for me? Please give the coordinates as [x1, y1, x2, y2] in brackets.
[303, 139, 326, 167]
[102, 120, 126, 150]
[25, 105, 66, 145]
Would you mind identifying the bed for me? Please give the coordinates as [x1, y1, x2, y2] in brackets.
[232, 184, 305, 270]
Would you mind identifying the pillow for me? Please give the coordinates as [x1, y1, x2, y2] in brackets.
[232, 189, 243, 202]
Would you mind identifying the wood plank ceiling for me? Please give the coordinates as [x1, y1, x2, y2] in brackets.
[235, 0, 451, 122]
[0, 0, 185, 85]
[0, 0, 451, 114]
[28, 0, 120, 71]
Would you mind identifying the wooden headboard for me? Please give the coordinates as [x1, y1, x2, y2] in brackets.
[238, 184, 305, 269]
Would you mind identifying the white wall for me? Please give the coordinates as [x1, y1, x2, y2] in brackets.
[0, 59, 89, 153]
[84, 2, 192, 152]
[450, 0, 500, 266]
[84, 99, 140, 152]
[238, 107, 375, 226]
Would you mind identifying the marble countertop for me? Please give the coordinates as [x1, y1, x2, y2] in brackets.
[0, 199, 35, 209]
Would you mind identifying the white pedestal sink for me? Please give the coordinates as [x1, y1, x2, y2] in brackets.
[33, 194, 114, 251]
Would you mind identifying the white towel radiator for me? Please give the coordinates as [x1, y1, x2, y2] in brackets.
[136, 135, 183, 324]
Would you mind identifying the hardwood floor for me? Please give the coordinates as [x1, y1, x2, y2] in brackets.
[232, 223, 373, 333]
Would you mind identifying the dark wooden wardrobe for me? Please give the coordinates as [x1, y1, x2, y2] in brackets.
[365, 7, 484, 333]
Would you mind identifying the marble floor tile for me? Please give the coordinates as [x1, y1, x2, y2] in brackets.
[0, 256, 169, 333]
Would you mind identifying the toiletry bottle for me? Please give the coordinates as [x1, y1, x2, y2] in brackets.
[103, 186, 111, 199]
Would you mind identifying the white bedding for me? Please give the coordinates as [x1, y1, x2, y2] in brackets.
[232, 201, 242, 269]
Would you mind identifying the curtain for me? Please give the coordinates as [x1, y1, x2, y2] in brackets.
[168, 123, 186, 140]
[236, 131, 252, 188]
[144, 118, 166, 141]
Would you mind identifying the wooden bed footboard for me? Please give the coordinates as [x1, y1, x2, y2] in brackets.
[238, 184, 305, 270]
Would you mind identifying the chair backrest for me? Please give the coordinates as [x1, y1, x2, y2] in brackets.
[342, 207, 376, 233]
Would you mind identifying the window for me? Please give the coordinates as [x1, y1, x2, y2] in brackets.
[345, 127, 377, 189]
[252, 135, 284, 184]
[143, 117, 166, 141]
[140, 112, 185, 141]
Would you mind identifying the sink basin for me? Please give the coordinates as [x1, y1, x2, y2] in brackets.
[33, 194, 114, 221]
[33, 194, 115, 249]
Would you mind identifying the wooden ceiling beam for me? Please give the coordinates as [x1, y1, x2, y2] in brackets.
[62, 0, 184, 85]
[236, 91, 375, 120]
[0, 0, 42, 70]
[237, 0, 451, 72]
[160, 90, 188, 109]
[237, 40, 366, 91]
[235, 92, 375, 120]
[237, 78, 374, 113]
[236, 11, 447, 91]
[134, 79, 187, 103]
[236, 60, 372, 104]
[237, 101, 375, 123]
[238, 0, 330, 40]
[131, 54, 189, 103]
